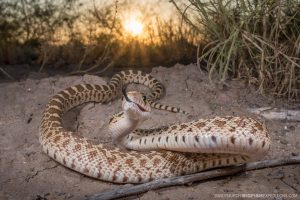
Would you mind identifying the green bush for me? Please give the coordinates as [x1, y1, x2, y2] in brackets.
[172, 0, 300, 99]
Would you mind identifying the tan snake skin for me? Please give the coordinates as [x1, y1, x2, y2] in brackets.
[39, 70, 271, 183]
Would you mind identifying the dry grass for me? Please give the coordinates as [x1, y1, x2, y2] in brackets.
[0, 0, 199, 76]
[3, 0, 297, 100]
[172, 0, 300, 100]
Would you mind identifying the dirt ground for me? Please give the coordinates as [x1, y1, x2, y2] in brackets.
[0, 64, 299, 200]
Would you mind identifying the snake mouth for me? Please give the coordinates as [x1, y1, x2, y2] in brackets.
[135, 103, 147, 112]
[122, 85, 147, 112]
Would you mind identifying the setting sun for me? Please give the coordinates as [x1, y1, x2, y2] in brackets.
[124, 16, 143, 36]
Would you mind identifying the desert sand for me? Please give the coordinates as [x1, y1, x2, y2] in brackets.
[0, 64, 299, 200]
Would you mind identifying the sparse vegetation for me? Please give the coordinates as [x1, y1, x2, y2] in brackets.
[0, 0, 199, 76]
[171, 0, 300, 99]
[0, 0, 80, 64]
[1, 0, 299, 100]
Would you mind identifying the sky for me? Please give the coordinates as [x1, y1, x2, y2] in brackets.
[72, 0, 186, 42]
[80, 0, 178, 21]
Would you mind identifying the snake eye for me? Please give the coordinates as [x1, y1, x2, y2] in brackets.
[142, 95, 147, 101]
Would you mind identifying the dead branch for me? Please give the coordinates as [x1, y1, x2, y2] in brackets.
[0, 67, 14, 80]
[87, 156, 300, 200]
[248, 107, 300, 121]
[71, 0, 118, 75]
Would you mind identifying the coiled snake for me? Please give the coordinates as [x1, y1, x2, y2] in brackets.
[39, 70, 270, 183]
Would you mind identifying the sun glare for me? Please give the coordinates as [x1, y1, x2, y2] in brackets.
[124, 16, 143, 36]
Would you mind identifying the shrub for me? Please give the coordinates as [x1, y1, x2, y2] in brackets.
[172, 0, 300, 99]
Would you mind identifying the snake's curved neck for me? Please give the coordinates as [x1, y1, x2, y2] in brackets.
[109, 112, 140, 143]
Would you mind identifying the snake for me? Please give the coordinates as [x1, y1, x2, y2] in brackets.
[39, 70, 271, 183]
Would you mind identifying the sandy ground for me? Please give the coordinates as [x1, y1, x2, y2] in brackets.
[0, 64, 299, 200]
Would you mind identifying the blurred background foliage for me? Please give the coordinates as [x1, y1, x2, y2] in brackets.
[0, 0, 300, 100]
[0, 0, 199, 75]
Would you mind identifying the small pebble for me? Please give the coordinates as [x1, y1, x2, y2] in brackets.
[55, 192, 65, 196]
[283, 125, 295, 132]
[271, 169, 285, 179]
[279, 140, 288, 145]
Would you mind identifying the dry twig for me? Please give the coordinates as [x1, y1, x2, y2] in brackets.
[248, 107, 300, 122]
[0, 67, 14, 80]
[87, 156, 300, 200]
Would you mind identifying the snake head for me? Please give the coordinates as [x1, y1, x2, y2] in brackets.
[122, 87, 151, 120]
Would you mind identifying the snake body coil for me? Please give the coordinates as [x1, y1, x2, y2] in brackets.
[39, 70, 270, 183]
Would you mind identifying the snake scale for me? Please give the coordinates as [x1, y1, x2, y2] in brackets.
[39, 70, 271, 183]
